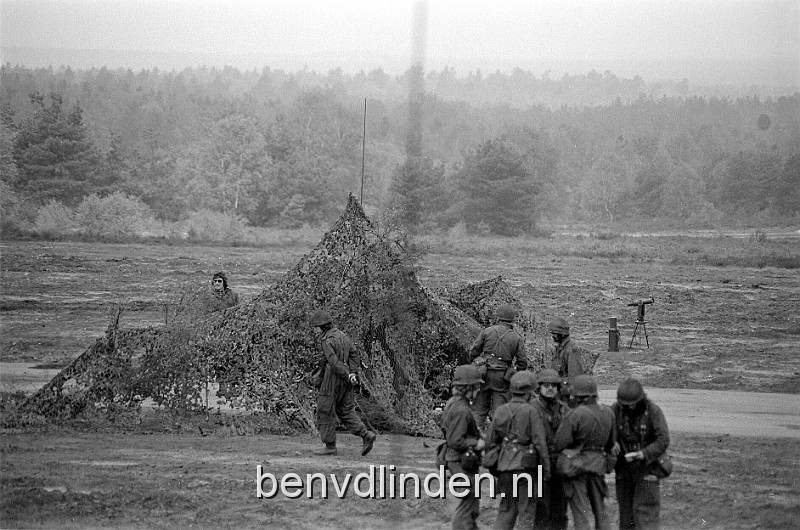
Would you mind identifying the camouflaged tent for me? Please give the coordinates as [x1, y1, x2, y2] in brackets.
[23, 195, 598, 435]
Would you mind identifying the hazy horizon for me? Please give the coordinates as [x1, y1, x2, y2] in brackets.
[2, 0, 798, 87]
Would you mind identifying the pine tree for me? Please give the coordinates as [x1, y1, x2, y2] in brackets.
[12, 92, 99, 206]
[458, 138, 540, 235]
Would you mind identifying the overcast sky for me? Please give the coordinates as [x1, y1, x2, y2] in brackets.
[1, 0, 798, 85]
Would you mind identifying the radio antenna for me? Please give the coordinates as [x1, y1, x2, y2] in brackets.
[360, 98, 367, 205]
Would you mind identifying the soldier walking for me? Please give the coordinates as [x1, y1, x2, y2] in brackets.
[309, 310, 376, 456]
[469, 304, 527, 429]
[554, 375, 616, 530]
[442, 365, 486, 530]
[485, 371, 550, 530]
[613, 378, 670, 530]
[532, 369, 570, 530]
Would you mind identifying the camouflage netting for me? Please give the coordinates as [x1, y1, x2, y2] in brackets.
[20, 310, 161, 418]
[441, 276, 551, 372]
[22, 195, 599, 435]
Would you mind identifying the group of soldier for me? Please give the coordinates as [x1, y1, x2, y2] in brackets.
[306, 302, 669, 530]
[441, 303, 671, 530]
[212, 274, 669, 529]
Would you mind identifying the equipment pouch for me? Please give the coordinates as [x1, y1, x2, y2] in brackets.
[461, 448, 481, 473]
[310, 365, 324, 389]
[481, 444, 501, 475]
[521, 445, 539, 470]
[650, 451, 673, 479]
[472, 356, 488, 378]
[503, 365, 517, 381]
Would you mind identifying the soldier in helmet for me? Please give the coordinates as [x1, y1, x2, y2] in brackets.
[554, 375, 616, 530]
[442, 364, 486, 530]
[309, 309, 377, 457]
[548, 317, 584, 406]
[484, 371, 550, 530]
[469, 303, 527, 429]
[532, 369, 570, 530]
[612, 378, 670, 530]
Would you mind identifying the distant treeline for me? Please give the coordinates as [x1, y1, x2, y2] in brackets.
[1, 64, 798, 236]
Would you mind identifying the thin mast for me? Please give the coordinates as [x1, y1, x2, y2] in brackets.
[360, 98, 366, 205]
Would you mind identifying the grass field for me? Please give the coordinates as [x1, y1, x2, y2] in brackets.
[1, 230, 799, 528]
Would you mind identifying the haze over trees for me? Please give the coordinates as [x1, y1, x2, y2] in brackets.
[1, 63, 798, 236]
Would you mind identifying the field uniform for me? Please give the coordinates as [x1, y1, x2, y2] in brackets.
[469, 321, 527, 427]
[550, 337, 584, 401]
[554, 401, 616, 530]
[208, 276, 240, 397]
[442, 393, 483, 530]
[613, 399, 670, 530]
[208, 288, 239, 312]
[532, 393, 570, 530]
[316, 326, 370, 447]
[486, 394, 551, 529]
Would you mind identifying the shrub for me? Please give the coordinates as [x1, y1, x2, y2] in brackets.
[34, 200, 79, 235]
[185, 209, 248, 243]
[1, 182, 32, 235]
[75, 192, 155, 237]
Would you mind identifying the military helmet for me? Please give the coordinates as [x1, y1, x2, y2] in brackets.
[571, 375, 598, 397]
[309, 310, 332, 327]
[509, 371, 534, 394]
[535, 368, 561, 386]
[547, 317, 570, 335]
[617, 378, 645, 406]
[495, 304, 518, 323]
[453, 364, 484, 385]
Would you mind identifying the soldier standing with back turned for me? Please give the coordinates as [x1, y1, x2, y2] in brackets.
[469, 303, 527, 430]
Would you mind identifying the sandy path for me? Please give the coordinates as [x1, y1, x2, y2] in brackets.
[3, 363, 798, 438]
[0, 363, 63, 394]
[598, 387, 799, 438]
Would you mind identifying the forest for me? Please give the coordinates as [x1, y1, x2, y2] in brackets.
[1, 63, 798, 238]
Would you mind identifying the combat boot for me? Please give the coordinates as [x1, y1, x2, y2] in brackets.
[316, 443, 337, 456]
[361, 431, 376, 456]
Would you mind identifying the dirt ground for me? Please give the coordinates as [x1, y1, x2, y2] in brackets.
[1, 238, 799, 528]
[1, 419, 798, 529]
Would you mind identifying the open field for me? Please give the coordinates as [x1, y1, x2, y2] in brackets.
[2, 233, 798, 393]
[1, 233, 799, 528]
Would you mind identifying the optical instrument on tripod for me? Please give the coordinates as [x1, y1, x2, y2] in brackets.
[628, 298, 654, 348]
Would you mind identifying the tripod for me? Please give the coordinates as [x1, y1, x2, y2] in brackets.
[628, 298, 653, 348]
